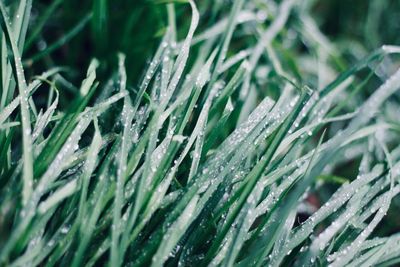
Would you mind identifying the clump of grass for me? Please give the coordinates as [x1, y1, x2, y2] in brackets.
[1, 0, 400, 266]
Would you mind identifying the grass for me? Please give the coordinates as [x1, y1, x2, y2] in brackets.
[1, 0, 400, 266]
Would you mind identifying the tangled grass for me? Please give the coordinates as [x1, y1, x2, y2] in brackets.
[1, 0, 400, 266]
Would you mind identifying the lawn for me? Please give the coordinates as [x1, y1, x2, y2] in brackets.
[0, 0, 400, 266]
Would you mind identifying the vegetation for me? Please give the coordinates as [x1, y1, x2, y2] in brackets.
[1, 0, 400, 266]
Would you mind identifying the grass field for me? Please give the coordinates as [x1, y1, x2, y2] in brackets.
[1, 0, 400, 266]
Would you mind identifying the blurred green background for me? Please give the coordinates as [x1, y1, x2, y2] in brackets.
[22, 0, 400, 84]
